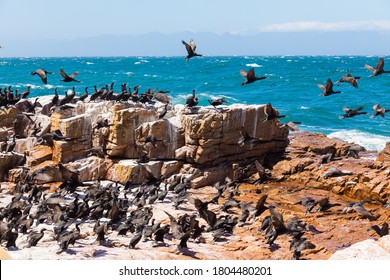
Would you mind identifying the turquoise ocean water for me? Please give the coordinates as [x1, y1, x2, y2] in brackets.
[1, 56, 389, 151]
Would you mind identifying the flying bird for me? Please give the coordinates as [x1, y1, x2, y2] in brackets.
[340, 106, 367, 119]
[371, 104, 389, 118]
[336, 73, 360, 88]
[365, 57, 389, 77]
[317, 79, 341, 96]
[60, 68, 81, 83]
[31, 69, 54, 84]
[208, 98, 228, 109]
[240, 68, 267, 85]
[182, 39, 202, 61]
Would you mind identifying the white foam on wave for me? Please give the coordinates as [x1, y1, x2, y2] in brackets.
[245, 63, 262, 68]
[85, 62, 94, 65]
[328, 129, 390, 152]
[199, 92, 239, 102]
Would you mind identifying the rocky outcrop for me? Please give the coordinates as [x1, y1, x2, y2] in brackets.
[0, 98, 289, 188]
[329, 236, 390, 259]
[377, 142, 390, 164]
[270, 132, 390, 203]
[2, 97, 390, 261]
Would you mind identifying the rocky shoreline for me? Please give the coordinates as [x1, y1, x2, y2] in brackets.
[0, 97, 389, 260]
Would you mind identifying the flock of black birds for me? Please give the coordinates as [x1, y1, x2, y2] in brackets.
[0, 40, 389, 260]
[316, 57, 389, 119]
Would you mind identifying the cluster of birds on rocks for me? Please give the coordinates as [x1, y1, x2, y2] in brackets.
[0, 170, 388, 259]
[0, 40, 389, 260]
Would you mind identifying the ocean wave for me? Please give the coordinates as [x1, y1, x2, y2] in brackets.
[85, 62, 94, 65]
[135, 59, 150, 65]
[328, 129, 390, 152]
[245, 63, 262, 68]
[12, 83, 56, 90]
[198, 92, 239, 102]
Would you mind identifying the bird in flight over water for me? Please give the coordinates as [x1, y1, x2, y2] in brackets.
[31, 69, 54, 84]
[182, 39, 203, 61]
[365, 57, 389, 77]
[60, 68, 81, 83]
[317, 79, 341, 96]
[240, 68, 267, 85]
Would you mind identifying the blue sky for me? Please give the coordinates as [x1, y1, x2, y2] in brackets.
[1, 0, 390, 55]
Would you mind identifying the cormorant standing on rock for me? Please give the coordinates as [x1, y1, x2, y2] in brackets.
[208, 98, 228, 109]
[87, 146, 111, 158]
[20, 86, 31, 99]
[186, 90, 198, 108]
[26, 228, 46, 248]
[129, 226, 143, 249]
[1, 137, 8, 153]
[6, 135, 16, 153]
[78, 87, 89, 102]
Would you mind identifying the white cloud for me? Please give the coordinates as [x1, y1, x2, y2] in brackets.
[254, 20, 390, 32]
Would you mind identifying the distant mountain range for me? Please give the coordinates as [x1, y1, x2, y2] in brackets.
[2, 31, 390, 57]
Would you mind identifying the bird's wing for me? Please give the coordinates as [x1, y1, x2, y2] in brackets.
[181, 40, 193, 55]
[69, 71, 79, 78]
[240, 69, 247, 78]
[35, 69, 48, 84]
[376, 58, 384, 72]
[371, 225, 382, 236]
[342, 107, 351, 113]
[60, 69, 69, 79]
[269, 207, 286, 230]
[354, 106, 364, 112]
[325, 79, 334, 92]
[350, 78, 358, 88]
[365, 64, 375, 72]
[189, 39, 196, 51]
[373, 104, 381, 111]
[246, 68, 256, 80]
[286, 122, 300, 131]
[317, 84, 326, 92]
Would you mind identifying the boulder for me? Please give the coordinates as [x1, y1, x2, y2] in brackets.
[180, 105, 289, 165]
[66, 156, 114, 182]
[377, 142, 390, 163]
[26, 145, 53, 166]
[0, 153, 14, 180]
[107, 160, 163, 184]
[134, 118, 185, 159]
[329, 236, 390, 260]
[28, 161, 62, 184]
[50, 112, 92, 163]
[161, 160, 183, 178]
[0, 107, 18, 127]
[107, 106, 158, 158]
